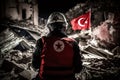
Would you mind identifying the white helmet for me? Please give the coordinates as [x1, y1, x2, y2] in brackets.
[46, 12, 68, 31]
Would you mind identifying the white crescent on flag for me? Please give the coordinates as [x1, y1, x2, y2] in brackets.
[78, 18, 88, 27]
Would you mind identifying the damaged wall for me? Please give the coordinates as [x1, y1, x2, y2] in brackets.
[18, 3, 32, 20]
[0, 0, 38, 25]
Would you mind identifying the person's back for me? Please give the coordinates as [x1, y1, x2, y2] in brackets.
[32, 12, 82, 80]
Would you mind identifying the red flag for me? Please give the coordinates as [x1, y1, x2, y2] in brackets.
[71, 11, 91, 30]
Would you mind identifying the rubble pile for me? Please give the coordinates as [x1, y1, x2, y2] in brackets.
[78, 37, 120, 80]
[76, 15, 120, 80]
[0, 23, 38, 80]
[7, 20, 47, 36]
[65, 1, 120, 80]
[0, 16, 49, 80]
[78, 56, 120, 80]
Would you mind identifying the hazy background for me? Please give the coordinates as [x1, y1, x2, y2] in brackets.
[38, 0, 85, 18]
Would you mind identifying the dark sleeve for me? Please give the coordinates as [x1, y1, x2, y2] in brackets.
[32, 38, 43, 69]
[73, 41, 83, 73]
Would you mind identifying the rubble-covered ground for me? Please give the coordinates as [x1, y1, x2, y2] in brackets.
[0, 20, 120, 80]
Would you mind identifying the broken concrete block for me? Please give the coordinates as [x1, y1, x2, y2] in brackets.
[19, 70, 38, 80]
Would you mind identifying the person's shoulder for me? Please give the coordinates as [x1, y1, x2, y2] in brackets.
[37, 36, 46, 40]
[36, 36, 44, 44]
[37, 36, 47, 43]
[37, 37, 42, 42]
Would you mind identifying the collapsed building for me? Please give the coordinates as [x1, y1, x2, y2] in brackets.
[0, 0, 38, 25]
[0, 0, 120, 80]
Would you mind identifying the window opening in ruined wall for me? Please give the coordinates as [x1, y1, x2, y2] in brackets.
[22, 9, 26, 19]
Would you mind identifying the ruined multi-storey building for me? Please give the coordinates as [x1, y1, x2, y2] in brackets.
[0, 0, 38, 25]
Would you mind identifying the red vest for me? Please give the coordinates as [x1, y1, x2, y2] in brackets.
[39, 36, 76, 80]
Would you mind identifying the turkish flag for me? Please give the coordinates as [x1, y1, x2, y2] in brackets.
[70, 11, 91, 30]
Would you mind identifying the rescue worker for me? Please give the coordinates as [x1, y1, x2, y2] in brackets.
[32, 12, 83, 80]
